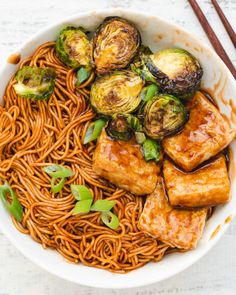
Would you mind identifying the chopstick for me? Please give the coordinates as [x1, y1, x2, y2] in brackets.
[188, 0, 236, 79]
[211, 0, 236, 48]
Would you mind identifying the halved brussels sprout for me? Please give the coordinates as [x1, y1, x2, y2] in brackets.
[92, 16, 141, 74]
[143, 48, 203, 98]
[90, 70, 144, 115]
[143, 94, 187, 140]
[56, 26, 92, 69]
[106, 114, 142, 141]
[14, 66, 56, 100]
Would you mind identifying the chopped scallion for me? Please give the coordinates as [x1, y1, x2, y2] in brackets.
[0, 181, 23, 222]
[101, 211, 119, 230]
[140, 84, 158, 102]
[91, 199, 116, 212]
[76, 67, 90, 86]
[51, 177, 66, 193]
[135, 131, 146, 144]
[142, 139, 161, 162]
[43, 164, 74, 178]
[72, 199, 93, 215]
[83, 118, 107, 144]
[70, 184, 93, 201]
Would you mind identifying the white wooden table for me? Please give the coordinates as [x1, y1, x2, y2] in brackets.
[0, 0, 236, 294]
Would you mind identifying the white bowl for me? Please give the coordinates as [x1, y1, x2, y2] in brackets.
[0, 8, 236, 289]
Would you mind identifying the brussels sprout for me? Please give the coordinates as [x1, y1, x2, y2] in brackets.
[14, 66, 56, 100]
[90, 70, 144, 115]
[143, 48, 203, 98]
[56, 26, 92, 69]
[106, 114, 133, 141]
[143, 94, 187, 140]
[106, 114, 142, 141]
[92, 16, 141, 74]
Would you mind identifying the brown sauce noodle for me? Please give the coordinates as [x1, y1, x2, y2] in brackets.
[1, 42, 174, 273]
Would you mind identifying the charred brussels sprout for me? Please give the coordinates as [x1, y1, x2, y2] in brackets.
[92, 16, 141, 74]
[106, 114, 142, 141]
[143, 94, 187, 140]
[90, 71, 144, 115]
[14, 66, 56, 100]
[143, 48, 203, 98]
[56, 26, 92, 69]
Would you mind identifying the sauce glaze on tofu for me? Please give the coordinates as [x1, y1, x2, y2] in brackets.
[163, 91, 235, 172]
[163, 154, 230, 208]
[92, 130, 160, 195]
[139, 179, 207, 250]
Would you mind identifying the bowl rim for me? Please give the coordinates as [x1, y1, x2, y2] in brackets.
[0, 7, 235, 289]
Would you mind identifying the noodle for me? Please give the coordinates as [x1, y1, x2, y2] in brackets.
[1, 42, 173, 273]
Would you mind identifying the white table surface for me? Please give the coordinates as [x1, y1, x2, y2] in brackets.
[0, 0, 236, 294]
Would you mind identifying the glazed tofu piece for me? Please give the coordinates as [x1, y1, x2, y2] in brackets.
[92, 130, 159, 195]
[163, 91, 235, 171]
[138, 179, 207, 250]
[163, 155, 230, 208]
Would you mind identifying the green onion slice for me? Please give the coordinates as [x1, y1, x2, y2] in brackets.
[83, 118, 107, 144]
[43, 164, 74, 178]
[51, 177, 66, 193]
[76, 67, 90, 86]
[101, 211, 119, 230]
[142, 139, 161, 162]
[91, 200, 116, 212]
[71, 184, 93, 201]
[140, 84, 158, 102]
[0, 181, 23, 222]
[135, 131, 146, 144]
[72, 199, 93, 215]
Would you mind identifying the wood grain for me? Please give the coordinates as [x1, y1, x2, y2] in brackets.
[188, 0, 236, 79]
[211, 0, 236, 48]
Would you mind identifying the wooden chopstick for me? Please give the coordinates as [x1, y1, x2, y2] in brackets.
[188, 0, 236, 79]
[211, 0, 236, 48]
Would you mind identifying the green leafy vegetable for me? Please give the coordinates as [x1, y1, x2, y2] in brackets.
[0, 181, 23, 222]
[140, 84, 159, 102]
[70, 184, 119, 228]
[51, 177, 66, 193]
[71, 184, 93, 201]
[43, 164, 73, 193]
[142, 139, 161, 162]
[72, 199, 93, 215]
[135, 132, 146, 144]
[43, 165, 74, 178]
[101, 211, 119, 230]
[83, 118, 107, 144]
[76, 67, 90, 86]
[91, 200, 116, 212]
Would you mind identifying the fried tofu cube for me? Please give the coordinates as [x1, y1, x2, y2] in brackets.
[92, 130, 159, 195]
[163, 91, 235, 171]
[163, 154, 230, 208]
[138, 180, 207, 250]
